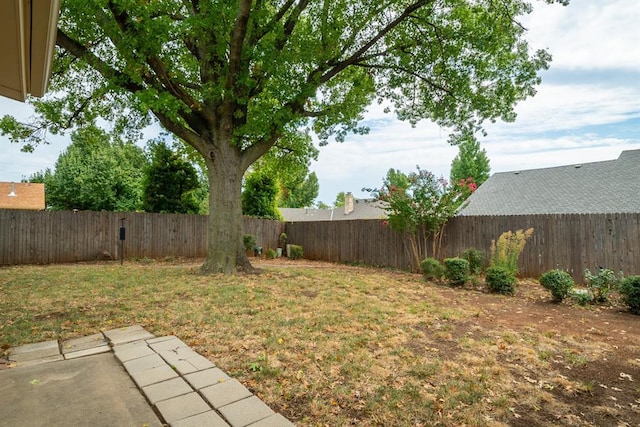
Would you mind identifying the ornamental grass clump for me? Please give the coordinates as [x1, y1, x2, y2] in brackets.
[489, 228, 534, 275]
[539, 269, 575, 302]
[486, 228, 533, 295]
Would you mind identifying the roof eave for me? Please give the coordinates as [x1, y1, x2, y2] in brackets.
[0, 0, 61, 102]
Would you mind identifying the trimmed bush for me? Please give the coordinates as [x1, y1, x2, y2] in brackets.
[539, 269, 575, 302]
[420, 257, 444, 282]
[289, 244, 303, 260]
[584, 268, 621, 303]
[243, 234, 257, 252]
[619, 276, 640, 315]
[265, 248, 277, 259]
[486, 265, 517, 295]
[460, 248, 485, 275]
[570, 289, 593, 306]
[443, 257, 470, 287]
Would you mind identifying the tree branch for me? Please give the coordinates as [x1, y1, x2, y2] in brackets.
[355, 62, 455, 100]
[247, 0, 297, 46]
[56, 29, 144, 94]
[226, 0, 252, 91]
[154, 110, 209, 157]
[105, 2, 204, 117]
[320, 0, 430, 84]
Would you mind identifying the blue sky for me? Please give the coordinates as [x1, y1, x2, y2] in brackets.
[1, 0, 639, 205]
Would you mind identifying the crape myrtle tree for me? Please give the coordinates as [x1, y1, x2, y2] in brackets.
[367, 166, 477, 270]
[0, 0, 568, 273]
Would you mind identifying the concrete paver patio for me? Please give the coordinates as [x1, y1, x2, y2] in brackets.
[1, 325, 293, 427]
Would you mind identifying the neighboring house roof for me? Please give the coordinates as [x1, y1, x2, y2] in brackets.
[458, 149, 640, 216]
[0, 182, 46, 210]
[280, 192, 387, 222]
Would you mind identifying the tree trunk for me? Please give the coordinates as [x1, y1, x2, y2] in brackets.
[201, 143, 254, 274]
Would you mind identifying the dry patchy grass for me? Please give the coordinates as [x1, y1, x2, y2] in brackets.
[1, 259, 638, 426]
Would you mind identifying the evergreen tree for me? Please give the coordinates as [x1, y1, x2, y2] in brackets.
[142, 141, 200, 213]
[450, 132, 491, 186]
[242, 171, 282, 220]
[385, 168, 411, 190]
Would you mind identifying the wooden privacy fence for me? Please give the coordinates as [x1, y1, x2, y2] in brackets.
[286, 213, 640, 282]
[1, 210, 638, 282]
[0, 210, 283, 265]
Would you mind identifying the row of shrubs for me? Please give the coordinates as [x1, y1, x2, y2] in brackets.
[263, 245, 303, 260]
[540, 268, 640, 313]
[421, 248, 521, 295]
[421, 250, 640, 315]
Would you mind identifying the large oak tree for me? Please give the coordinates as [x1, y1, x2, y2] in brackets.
[1, 0, 567, 273]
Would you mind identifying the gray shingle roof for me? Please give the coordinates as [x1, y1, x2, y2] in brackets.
[280, 198, 387, 222]
[458, 149, 640, 216]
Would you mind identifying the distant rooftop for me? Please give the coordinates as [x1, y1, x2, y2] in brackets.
[458, 149, 640, 216]
[280, 193, 386, 222]
[0, 182, 46, 210]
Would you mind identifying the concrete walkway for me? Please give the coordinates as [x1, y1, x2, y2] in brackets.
[1, 325, 294, 427]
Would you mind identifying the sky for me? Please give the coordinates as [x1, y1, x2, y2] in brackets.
[1, 0, 639, 205]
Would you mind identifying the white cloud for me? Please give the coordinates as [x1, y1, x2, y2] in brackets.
[484, 81, 640, 136]
[524, 0, 640, 71]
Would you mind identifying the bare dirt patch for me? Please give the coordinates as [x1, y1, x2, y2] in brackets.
[254, 260, 640, 426]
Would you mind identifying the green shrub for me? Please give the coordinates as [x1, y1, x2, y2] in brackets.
[619, 276, 640, 314]
[485, 265, 517, 295]
[584, 268, 622, 303]
[443, 258, 470, 287]
[289, 244, 303, 260]
[243, 234, 257, 252]
[420, 257, 444, 282]
[265, 248, 277, 259]
[539, 269, 575, 302]
[460, 248, 485, 275]
[569, 289, 593, 306]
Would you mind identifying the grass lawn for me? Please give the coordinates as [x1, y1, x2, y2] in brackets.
[1, 259, 639, 426]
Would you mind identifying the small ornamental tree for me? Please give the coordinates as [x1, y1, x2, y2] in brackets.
[366, 166, 476, 270]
